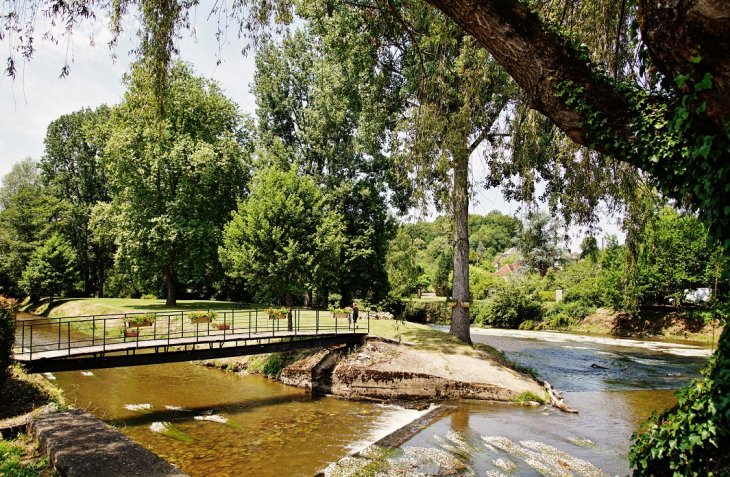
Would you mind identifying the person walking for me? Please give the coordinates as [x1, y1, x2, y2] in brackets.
[351, 303, 359, 329]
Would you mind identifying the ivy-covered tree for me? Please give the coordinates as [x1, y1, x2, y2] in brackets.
[20, 233, 78, 304]
[220, 167, 344, 328]
[103, 62, 249, 305]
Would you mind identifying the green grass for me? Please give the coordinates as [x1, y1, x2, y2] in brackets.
[510, 391, 547, 404]
[0, 434, 54, 477]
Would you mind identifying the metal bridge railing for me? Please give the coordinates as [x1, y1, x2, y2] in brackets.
[14, 308, 370, 360]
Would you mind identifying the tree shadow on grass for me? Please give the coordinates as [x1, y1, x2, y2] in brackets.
[401, 327, 472, 355]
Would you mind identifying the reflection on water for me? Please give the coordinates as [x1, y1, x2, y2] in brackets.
[53, 363, 429, 476]
[46, 324, 710, 476]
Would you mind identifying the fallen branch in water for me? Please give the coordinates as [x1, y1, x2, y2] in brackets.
[539, 379, 578, 413]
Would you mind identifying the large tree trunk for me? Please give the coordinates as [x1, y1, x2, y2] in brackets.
[425, 0, 730, 148]
[285, 289, 293, 331]
[164, 264, 177, 307]
[449, 145, 472, 345]
[304, 290, 312, 308]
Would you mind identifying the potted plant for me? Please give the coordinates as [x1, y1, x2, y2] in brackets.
[188, 310, 217, 325]
[123, 313, 156, 328]
[122, 313, 156, 337]
[328, 306, 352, 318]
[446, 301, 457, 308]
[461, 302, 471, 308]
[265, 306, 289, 320]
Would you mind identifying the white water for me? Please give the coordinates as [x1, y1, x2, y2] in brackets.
[469, 327, 713, 357]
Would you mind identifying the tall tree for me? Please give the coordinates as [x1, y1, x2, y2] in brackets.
[42, 105, 114, 297]
[103, 62, 249, 306]
[304, 1, 516, 343]
[20, 233, 78, 304]
[252, 29, 396, 305]
[0, 166, 71, 297]
[516, 210, 562, 277]
[0, 158, 42, 210]
[220, 167, 344, 326]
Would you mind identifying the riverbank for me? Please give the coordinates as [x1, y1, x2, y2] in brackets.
[575, 307, 724, 342]
[0, 366, 65, 477]
[199, 320, 549, 406]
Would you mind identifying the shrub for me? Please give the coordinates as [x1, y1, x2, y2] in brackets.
[0, 297, 17, 390]
[403, 301, 451, 324]
[563, 275, 606, 308]
[469, 265, 503, 300]
[480, 280, 544, 329]
[538, 290, 556, 302]
[630, 325, 730, 475]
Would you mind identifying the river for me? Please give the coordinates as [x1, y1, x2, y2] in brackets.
[38, 320, 713, 476]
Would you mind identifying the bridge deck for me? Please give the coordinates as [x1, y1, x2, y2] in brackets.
[15, 330, 343, 362]
[15, 308, 369, 373]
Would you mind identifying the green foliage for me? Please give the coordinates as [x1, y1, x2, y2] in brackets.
[562, 275, 606, 309]
[42, 105, 114, 298]
[510, 391, 546, 404]
[0, 433, 52, 477]
[20, 234, 78, 302]
[0, 173, 72, 298]
[538, 290, 556, 302]
[221, 167, 343, 306]
[253, 30, 396, 306]
[123, 313, 156, 325]
[580, 236, 600, 262]
[630, 325, 730, 475]
[469, 265, 502, 300]
[386, 230, 422, 301]
[476, 280, 544, 329]
[516, 210, 562, 277]
[403, 301, 451, 324]
[541, 301, 595, 330]
[636, 206, 723, 305]
[103, 61, 249, 305]
[187, 310, 217, 323]
[0, 296, 17, 390]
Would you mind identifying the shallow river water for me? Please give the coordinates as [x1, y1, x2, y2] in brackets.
[44, 324, 714, 476]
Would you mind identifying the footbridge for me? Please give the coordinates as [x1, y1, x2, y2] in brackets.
[14, 308, 368, 374]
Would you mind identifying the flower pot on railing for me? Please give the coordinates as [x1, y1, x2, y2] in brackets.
[461, 302, 471, 309]
[123, 313, 156, 328]
[127, 320, 153, 328]
[446, 302, 457, 308]
[264, 306, 289, 320]
[125, 331, 139, 338]
[217, 324, 230, 330]
[331, 312, 349, 319]
[188, 310, 217, 325]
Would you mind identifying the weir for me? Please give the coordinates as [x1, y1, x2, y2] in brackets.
[14, 308, 368, 373]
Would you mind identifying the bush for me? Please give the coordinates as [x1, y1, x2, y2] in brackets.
[478, 280, 544, 329]
[563, 275, 606, 308]
[0, 297, 17, 390]
[469, 265, 503, 300]
[403, 301, 451, 324]
[630, 326, 730, 475]
[538, 290, 556, 302]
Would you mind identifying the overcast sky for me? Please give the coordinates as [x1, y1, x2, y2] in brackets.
[0, 10, 623, 249]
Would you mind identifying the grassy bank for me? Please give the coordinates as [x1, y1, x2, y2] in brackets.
[21, 297, 264, 318]
[0, 366, 66, 477]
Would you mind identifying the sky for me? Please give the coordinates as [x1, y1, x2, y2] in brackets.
[0, 9, 624, 250]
